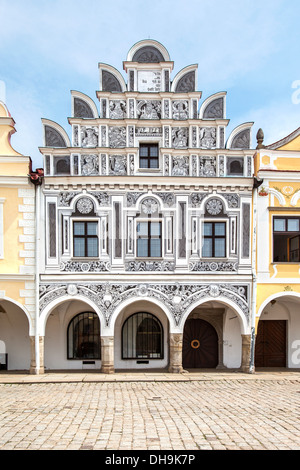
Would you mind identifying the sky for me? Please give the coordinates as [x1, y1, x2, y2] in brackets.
[0, 0, 300, 170]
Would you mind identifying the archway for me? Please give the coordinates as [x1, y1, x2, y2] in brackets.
[0, 299, 31, 370]
[256, 293, 300, 369]
[44, 298, 102, 370]
[113, 298, 170, 370]
[181, 298, 248, 370]
[183, 318, 218, 368]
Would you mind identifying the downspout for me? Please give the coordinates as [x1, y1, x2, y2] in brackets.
[35, 183, 41, 374]
[249, 176, 263, 373]
[30, 168, 43, 374]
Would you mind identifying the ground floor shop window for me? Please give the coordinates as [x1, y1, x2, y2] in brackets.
[67, 312, 101, 359]
[122, 312, 163, 359]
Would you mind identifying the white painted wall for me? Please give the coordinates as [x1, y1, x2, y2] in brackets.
[0, 301, 31, 370]
[223, 310, 242, 368]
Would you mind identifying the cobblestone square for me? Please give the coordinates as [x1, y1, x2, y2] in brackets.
[0, 372, 300, 450]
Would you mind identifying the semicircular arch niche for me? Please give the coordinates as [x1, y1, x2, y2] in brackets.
[132, 46, 165, 63]
[44, 125, 67, 147]
[203, 97, 224, 119]
[175, 71, 195, 93]
[230, 128, 251, 149]
[102, 70, 123, 92]
[73, 98, 94, 118]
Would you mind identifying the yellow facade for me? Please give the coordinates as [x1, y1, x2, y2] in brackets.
[254, 127, 300, 329]
[0, 101, 35, 309]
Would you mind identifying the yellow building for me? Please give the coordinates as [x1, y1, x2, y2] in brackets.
[0, 100, 39, 372]
[253, 127, 300, 368]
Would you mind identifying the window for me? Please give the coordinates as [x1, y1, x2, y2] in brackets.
[67, 312, 101, 360]
[122, 312, 163, 359]
[203, 222, 226, 257]
[139, 143, 159, 169]
[273, 217, 300, 262]
[137, 221, 162, 257]
[53, 156, 70, 175]
[73, 221, 98, 257]
[227, 157, 244, 176]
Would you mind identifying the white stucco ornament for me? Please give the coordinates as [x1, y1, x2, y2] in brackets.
[206, 199, 222, 215]
[67, 284, 78, 296]
[77, 197, 93, 214]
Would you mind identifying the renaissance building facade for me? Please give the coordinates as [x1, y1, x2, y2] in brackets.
[34, 40, 256, 374]
[0, 100, 39, 372]
[253, 127, 300, 369]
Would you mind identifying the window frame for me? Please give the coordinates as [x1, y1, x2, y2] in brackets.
[139, 143, 159, 169]
[122, 312, 164, 360]
[272, 216, 300, 263]
[67, 312, 101, 360]
[202, 220, 227, 258]
[136, 219, 162, 258]
[72, 219, 99, 258]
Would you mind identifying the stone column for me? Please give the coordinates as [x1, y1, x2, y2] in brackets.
[169, 333, 183, 373]
[30, 336, 45, 374]
[241, 334, 252, 373]
[101, 336, 114, 374]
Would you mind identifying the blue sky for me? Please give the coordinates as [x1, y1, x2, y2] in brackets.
[1, 0, 300, 169]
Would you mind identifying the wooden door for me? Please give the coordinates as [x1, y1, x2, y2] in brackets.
[255, 320, 286, 367]
[183, 319, 218, 369]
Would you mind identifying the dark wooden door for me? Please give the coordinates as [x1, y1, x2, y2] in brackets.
[183, 319, 218, 369]
[255, 320, 286, 367]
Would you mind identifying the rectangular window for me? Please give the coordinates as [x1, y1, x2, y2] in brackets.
[273, 217, 300, 262]
[73, 221, 98, 258]
[137, 221, 162, 257]
[203, 222, 226, 258]
[139, 144, 159, 169]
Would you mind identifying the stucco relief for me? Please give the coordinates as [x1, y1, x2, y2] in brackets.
[172, 128, 188, 148]
[137, 100, 161, 119]
[109, 100, 126, 119]
[172, 156, 189, 176]
[81, 127, 98, 147]
[108, 127, 126, 148]
[172, 101, 189, 120]
[81, 154, 99, 175]
[109, 155, 127, 175]
[199, 127, 216, 149]
[39, 282, 250, 326]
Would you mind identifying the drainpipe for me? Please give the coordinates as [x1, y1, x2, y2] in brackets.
[249, 176, 263, 373]
[30, 168, 43, 374]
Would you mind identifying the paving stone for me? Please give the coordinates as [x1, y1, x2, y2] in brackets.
[0, 371, 300, 450]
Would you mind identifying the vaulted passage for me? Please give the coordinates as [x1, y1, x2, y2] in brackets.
[183, 318, 218, 369]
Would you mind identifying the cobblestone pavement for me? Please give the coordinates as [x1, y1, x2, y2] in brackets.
[0, 371, 300, 450]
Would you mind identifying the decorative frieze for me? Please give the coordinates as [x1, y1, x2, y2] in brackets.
[189, 261, 238, 272]
[59, 260, 110, 272]
[39, 281, 250, 326]
[125, 261, 175, 271]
